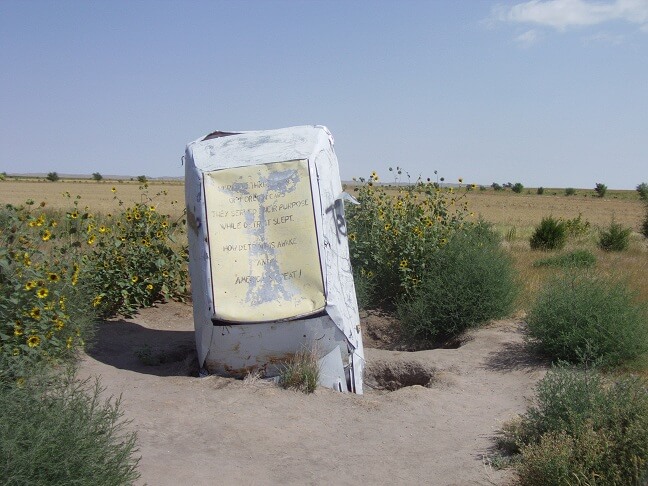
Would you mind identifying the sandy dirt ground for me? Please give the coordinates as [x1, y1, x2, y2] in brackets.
[78, 302, 547, 486]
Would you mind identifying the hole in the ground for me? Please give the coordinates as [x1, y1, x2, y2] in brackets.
[365, 360, 436, 391]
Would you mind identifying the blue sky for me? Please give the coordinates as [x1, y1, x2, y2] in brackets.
[1, 0, 646, 189]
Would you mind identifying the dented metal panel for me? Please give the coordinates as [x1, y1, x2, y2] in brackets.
[184, 126, 364, 393]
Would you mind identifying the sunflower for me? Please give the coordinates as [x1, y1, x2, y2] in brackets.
[42, 229, 52, 241]
[36, 287, 49, 299]
[27, 335, 41, 348]
[48, 273, 60, 282]
[54, 319, 65, 331]
[131, 275, 139, 283]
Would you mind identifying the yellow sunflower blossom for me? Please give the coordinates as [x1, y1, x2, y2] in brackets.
[87, 235, 96, 245]
[131, 275, 139, 283]
[42, 229, 52, 241]
[27, 335, 41, 348]
[36, 287, 49, 299]
[99, 225, 108, 233]
[24, 280, 37, 291]
[48, 273, 60, 282]
[14, 326, 23, 336]
[54, 319, 65, 331]
[399, 259, 408, 269]
[111, 187, 117, 193]
[146, 284, 154, 291]
[92, 295, 102, 307]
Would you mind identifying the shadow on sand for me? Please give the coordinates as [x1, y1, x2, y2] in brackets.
[85, 319, 198, 377]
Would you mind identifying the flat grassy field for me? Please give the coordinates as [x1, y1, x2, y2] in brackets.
[2, 178, 647, 313]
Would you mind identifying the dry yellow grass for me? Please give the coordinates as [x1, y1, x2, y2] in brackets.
[0, 179, 185, 218]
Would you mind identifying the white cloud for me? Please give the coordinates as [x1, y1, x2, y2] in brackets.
[515, 28, 543, 45]
[493, 0, 648, 31]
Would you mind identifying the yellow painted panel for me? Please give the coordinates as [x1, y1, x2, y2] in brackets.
[204, 160, 325, 322]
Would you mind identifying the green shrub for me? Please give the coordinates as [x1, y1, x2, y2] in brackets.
[512, 182, 524, 193]
[637, 182, 648, 201]
[0, 371, 140, 485]
[536, 187, 544, 195]
[278, 348, 319, 394]
[397, 223, 518, 344]
[527, 273, 648, 367]
[46, 172, 60, 182]
[532, 249, 596, 269]
[642, 205, 648, 239]
[347, 169, 470, 307]
[500, 367, 648, 485]
[594, 182, 607, 198]
[492, 182, 503, 191]
[565, 187, 576, 196]
[529, 217, 567, 251]
[598, 221, 631, 252]
[92, 172, 103, 181]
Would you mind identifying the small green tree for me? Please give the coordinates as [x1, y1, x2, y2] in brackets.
[491, 182, 503, 191]
[599, 221, 632, 251]
[637, 182, 648, 201]
[530, 217, 567, 251]
[594, 183, 607, 198]
[536, 187, 544, 195]
[137, 175, 147, 184]
[46, 172, 60, 182]
[92, 172, 103, 181]
[565, 187, 576, 196]
[512, 182, 524, 193]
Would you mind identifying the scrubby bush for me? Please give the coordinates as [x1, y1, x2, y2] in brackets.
[532, 249, 596, 269]
[594, 182, 607, 198]
[499, 367, 648, 486]
[0, 371, 140, 485]
[598, 221, 632, 251]
[397, 223, 518, 344]
[536, 187, 544, 195]
[492, 182, 503, 191]
[527, 272, 648, 367]
[529, 217, 567, 251]
[46, 172, 60, 182]
[347, 169, 471, 307]
[92, 172, 103, 181]
[642, 205, 648, 239]
[512, 182, 524, 194]
[565, 187, 576, 196]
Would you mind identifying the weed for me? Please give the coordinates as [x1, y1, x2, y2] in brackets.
[0, 370, 140, 485]
[527, 272, 648, 367]
[499, 366, 648, 485]
[532, 249, 596, 269]
[278, 348, 320, 394]
[529, 216, 567, 251]
[561, 213, 591, 237]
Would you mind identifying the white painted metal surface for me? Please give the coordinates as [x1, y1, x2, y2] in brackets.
[184, 126, 364, 393]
